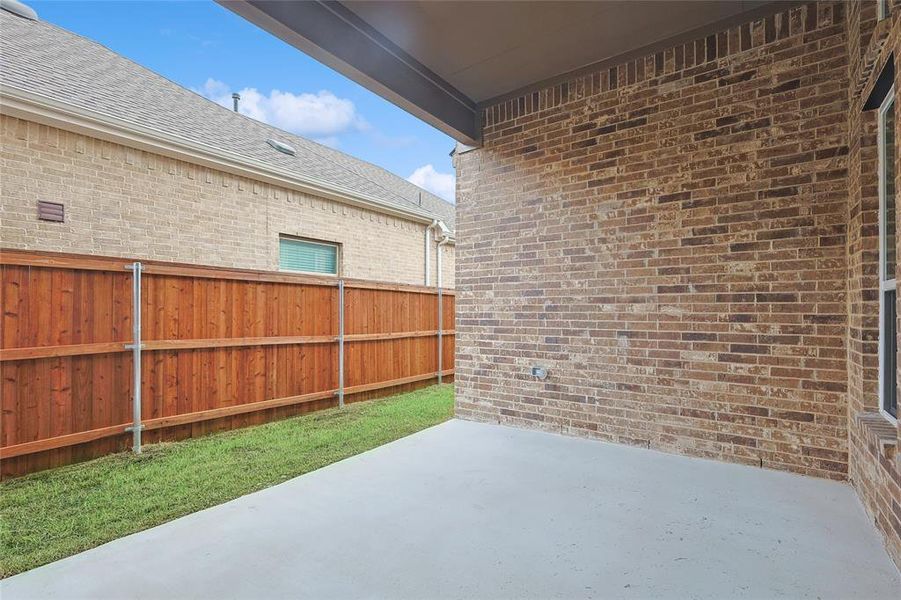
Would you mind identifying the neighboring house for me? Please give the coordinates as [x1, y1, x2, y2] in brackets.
[0, 7, 455, 288]
[226, 0, 901, 570]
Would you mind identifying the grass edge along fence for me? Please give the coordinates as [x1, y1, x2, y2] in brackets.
[0, 384, 454, 578]
[0, 249, 455, 477]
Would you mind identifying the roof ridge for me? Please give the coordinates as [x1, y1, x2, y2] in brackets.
[267, 124, 441, 215]
[171, 83, 451, 214]
[0, 9, 456, 225]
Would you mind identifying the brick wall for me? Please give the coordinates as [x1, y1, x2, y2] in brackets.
[456, 0, 901, 569]
[846, 0, 901, 569]
[0, 115, 455, 288]
[455, 2, 850, 479]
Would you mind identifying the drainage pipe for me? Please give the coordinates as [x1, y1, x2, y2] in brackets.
[436, 235, 450, 289]
[424, 220, 440, 286]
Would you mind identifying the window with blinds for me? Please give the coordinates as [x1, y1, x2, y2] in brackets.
[279, 237, 339, 275]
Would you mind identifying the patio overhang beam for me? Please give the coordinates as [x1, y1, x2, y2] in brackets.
[219, 2, 805, 147]
[217, 0, 481, 145]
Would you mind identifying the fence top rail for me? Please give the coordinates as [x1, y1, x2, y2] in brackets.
[0, 249, 456, 296]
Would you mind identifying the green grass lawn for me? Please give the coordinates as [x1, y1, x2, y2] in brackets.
[0, 384, 454, 578]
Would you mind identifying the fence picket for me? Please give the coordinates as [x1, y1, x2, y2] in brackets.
[0, 250, 455, 477]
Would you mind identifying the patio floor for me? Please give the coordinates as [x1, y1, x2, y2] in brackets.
[3, 419, 899, 599]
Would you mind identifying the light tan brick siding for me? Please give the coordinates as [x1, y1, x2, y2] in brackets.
[0, 114, 454, 288]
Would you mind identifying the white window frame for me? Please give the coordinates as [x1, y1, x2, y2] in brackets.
[278, 235, 341, 277]
[879, 0, 891, 21]
[877, 87, 898, 424]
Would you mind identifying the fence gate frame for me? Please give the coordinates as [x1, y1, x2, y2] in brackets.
[438, 286, 444, 384]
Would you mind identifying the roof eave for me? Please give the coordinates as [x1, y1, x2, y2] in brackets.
[0, 85, 454, 231]
[217, 0, 480, 146]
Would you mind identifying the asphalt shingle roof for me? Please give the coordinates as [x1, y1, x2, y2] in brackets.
[0, 9, 455, 229]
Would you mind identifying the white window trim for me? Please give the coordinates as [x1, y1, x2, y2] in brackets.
[278, 235, 342, 277]
[877, 86, 898, 424]
[879, 0, 890, 20]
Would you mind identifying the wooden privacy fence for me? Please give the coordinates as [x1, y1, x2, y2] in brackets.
[0, 250, 455, 477]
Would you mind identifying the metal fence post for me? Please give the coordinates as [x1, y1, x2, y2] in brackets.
[337, 279, 345, 408]
[125, 262, 143, 453]
[437, 286, 443, 384]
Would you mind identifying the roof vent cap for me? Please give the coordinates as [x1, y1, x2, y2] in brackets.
[0, 0, 38, 20]
[266, 138, 296, 156]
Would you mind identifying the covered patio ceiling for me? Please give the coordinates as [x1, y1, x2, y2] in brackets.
[219, 1, 796, 144]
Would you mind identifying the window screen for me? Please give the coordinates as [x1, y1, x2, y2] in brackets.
[279, 237, 338, 275]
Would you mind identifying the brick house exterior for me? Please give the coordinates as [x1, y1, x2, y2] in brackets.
[0, 116, 455, 288]
[3, 0, 900, 574]
[0, 12, 455, 288]
[455, 1, 901, 567]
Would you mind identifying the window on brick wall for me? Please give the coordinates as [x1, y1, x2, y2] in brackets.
[878, 88, 898, 420]
[879, 0, 890, 21]
[279, 236, 340, 276]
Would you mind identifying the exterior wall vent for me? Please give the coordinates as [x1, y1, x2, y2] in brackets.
[37, 200, 64, 222]
[266, 139, 296, 156]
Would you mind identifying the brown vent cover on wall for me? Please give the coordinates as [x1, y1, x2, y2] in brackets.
[37, 201, 64, 222]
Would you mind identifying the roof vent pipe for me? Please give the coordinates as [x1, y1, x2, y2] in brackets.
[0, 0, 38, 20]
[232, 93, 240, 112]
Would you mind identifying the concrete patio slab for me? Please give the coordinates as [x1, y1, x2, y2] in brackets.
[3, 419, 899, 599]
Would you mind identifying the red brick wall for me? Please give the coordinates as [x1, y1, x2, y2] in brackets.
[846, 1, 880, 431]
[455, 2, 851, 479]
[456, 0, 901, 566]
[846, 0, 901, 570]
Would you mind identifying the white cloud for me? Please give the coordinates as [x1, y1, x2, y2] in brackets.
[199, 78, 230, 98]
[314, 136, 341, 149]
[408, 164, 455, 203]
[197, 79, 367, 144]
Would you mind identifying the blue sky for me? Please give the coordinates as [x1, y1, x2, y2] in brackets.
[30, 0, 457, 202]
